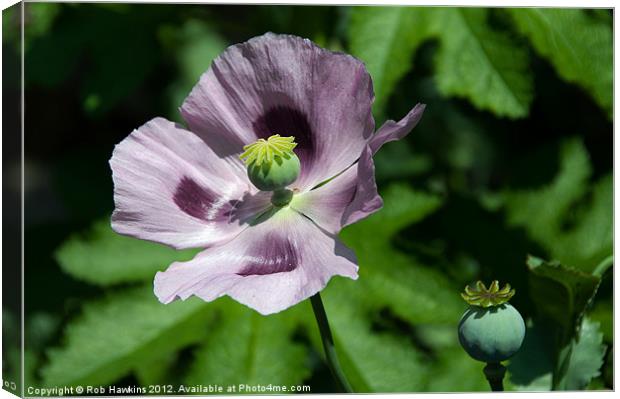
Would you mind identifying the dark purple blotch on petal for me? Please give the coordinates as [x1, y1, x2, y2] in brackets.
[237, 233, 299, 276]
[173, 176, 231, 222]
[253, 105, 316, 171]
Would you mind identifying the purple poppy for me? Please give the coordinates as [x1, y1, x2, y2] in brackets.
[110, 33, 425, 315]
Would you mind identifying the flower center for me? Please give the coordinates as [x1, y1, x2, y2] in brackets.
[239, 135, 301, 203]
[461, 280, 515, 308]
[240, 134, 298, 166]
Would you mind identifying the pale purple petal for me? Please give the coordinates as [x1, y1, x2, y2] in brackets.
[342, 146, 384, 227]
[154, 208, 358, 315]
[180, 33, 375, 191]
[291, 146, 382, 234]
[369, 103, 426, 154]
[110, 117, 272, 249]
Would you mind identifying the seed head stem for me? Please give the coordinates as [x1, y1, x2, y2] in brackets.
[483, 362, 506, 391]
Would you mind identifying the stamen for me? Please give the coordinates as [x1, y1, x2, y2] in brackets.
[240, 135, 298, 166]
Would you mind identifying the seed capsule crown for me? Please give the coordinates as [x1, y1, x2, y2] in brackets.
[460, 280, 515, 307]
[240, 135, 298, 166]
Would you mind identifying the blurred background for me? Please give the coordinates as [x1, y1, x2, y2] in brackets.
[2, 2, 613, 393]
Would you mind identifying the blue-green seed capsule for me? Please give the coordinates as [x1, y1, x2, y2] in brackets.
[458, 303, 525, 363]
[458, 280, 525, 363]
[240, 134, 301, 193]
[247, 152, 300, 192]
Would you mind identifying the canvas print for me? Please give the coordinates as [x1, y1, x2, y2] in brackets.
[1, 1, 613, 396]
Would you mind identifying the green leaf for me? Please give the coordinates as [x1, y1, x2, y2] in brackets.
[413, 325, 489, 391]
[508, 321, 554, 391]
[515, 257, 606, 391]
[41, 286, 212, 386]
[426, 346, 489, 392]
[526, 256, 600, 344]
[587, 299, 613, 342]
[550, 175, 613, 272]
[497, 139, 612, 271]
[341, 185, 463, 325]
[509, 317, 607, 391]
[433, 8, 533, 118]
[348, 184, 444, 237]
[134, 350, 178, 386]
[509, 8, 612, 116]
[316, 7, 537, 121]
[185, 300, 310, 389]
[322, 283, 430, 392]
[55, 218, 199, 286]
[554, 318, 607, 390]
[501, 139, 589, 232]
[348, 6, 433, 118]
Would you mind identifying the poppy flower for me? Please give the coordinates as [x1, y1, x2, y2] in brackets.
[110, 33, 425, 315]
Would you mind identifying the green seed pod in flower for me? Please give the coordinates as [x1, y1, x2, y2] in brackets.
[458, 281, 525, 363]
[240, 135, 301, 194]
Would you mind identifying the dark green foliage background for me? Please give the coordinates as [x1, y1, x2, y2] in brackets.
[2, 3, 613, 393]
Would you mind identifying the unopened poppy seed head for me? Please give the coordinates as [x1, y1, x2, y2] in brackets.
[240, 135, 301, 192]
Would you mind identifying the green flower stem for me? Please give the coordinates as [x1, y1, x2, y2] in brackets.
[592, 255, 613, 278]
[310, 293, 353, 393]
[483, 362, 506, 391]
